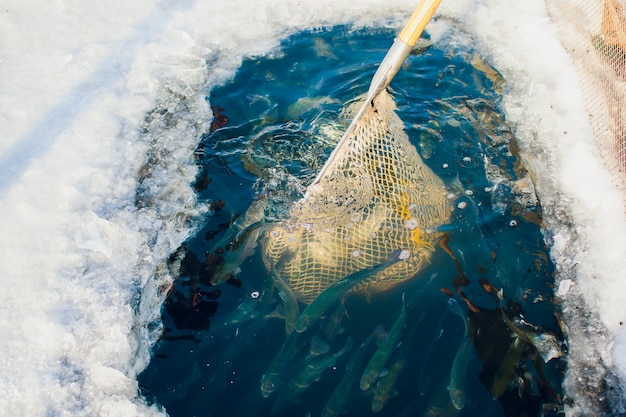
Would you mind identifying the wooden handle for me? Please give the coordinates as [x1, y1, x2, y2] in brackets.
[398, 0, 443, 46]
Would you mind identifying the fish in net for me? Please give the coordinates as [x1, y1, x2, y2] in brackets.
[261, 90, 451, 303]
[212, 0, 450, 304]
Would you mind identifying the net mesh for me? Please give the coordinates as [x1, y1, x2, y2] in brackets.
[261, 90, 451, 303]
[546, 0, 626, 209]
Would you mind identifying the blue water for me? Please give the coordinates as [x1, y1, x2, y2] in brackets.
[138, 26, 564, 417]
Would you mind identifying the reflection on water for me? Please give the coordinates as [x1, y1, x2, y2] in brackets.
[139, 25, 565, 417]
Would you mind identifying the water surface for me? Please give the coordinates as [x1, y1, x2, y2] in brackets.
[139, 25, 564, 417]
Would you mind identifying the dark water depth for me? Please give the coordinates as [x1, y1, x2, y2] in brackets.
[139, 25, 565, 417]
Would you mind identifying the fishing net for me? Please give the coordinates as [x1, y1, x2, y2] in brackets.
[261, 90, 451, 303]
[546, 0, 626, 209]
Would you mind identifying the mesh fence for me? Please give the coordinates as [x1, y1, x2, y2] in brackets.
[546, 0, 626, 209]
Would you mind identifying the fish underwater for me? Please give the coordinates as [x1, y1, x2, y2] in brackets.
[321, 335, 374, 417]
[210, 197, 270, 285]
[307, 335, 331, 358]
[268, 252, 301, 335]
[418, 303, 450, 396]
[368, 293, 425, 413]
[447, 336, 473, 410]
[320, 302, 347, 344]
[286, 96, 341, 120]
[212, 279, 272, 331]
[295, 249, 407, 333]
[264, 271, 409, 412]
[138, 23, 571, 417]
[447, 298, 468, 335]
[371, 355, 406, 413]
[211, 220, 271, 285]
[271, 337, 354, 414]
[360, 293, 408, 391]
[446, 298, 473, 410]
[260, 330, 302, 398]
[497, 289, 563, 363]
[462, 284, 564, 415]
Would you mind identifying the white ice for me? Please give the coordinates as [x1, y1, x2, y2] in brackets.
[1, 0, 625, 416]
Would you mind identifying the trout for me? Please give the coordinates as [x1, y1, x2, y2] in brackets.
[271, 338, 353, 414]
[295, 249, 406, 333]
[321, 336, 372, 417]
[371, 356, 406, 412]
[497, 289, 563, 363]
[446, 297, 472, 410]
[447, 336, 473, 410]
[260, 330, 301, 398]
[212, 221, 270, 285]
[360, 293, 407, 391]
[268, 251, 300, 335]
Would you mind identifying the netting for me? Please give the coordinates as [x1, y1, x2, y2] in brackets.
[546, 0, 626, 209]
[261, 90, 451, 303]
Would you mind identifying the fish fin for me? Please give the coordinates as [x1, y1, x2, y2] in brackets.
[309, 335, 330, 357]
[264, 304, 285, 320]
[374, 328, 389, 347]
[362, 289, 374, 304]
